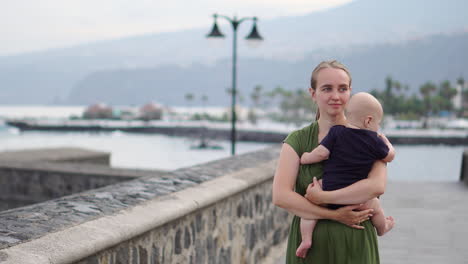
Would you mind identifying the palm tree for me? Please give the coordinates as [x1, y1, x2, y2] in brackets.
[184, 93, 195, 120]
[185, 93, 194, 107]
[419, 82, 437, 128]
[250, 85, 263, 107]
[248, 85, 263, 125]
[201, 94, 208, 120]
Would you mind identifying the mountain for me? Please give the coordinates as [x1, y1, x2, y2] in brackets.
[68, 32, 468, 106]
[0, 0, 467, 104]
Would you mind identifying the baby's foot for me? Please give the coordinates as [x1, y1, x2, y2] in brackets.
[378, 216, 395, 236]
[296, 240, 312, 258]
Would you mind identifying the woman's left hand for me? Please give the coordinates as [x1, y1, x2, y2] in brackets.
[305, 177, 324, 205]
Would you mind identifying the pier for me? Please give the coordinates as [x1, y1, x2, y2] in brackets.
[5, 119, 468, 145]
[272, 181, 468, 264]
[273, 151, 468, 264]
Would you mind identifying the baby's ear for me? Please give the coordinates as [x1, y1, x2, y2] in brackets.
[364, 116, 373, 128]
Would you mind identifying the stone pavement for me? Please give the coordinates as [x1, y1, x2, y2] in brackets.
[270, 181, 468, 264]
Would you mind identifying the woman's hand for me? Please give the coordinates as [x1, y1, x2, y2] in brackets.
[334, 204, 374, 229]
[305, 177, 325, 205]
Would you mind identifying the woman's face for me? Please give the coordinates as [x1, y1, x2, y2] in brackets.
[310, 67, 351, 118]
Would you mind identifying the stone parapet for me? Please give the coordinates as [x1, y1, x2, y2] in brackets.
[0, 146, 287, 264]
[0, 147, 111, 165]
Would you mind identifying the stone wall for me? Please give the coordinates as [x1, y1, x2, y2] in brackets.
[77, 172, 288, 264]
[0, 163, 157, 211]
[0, 148, 167, 211]
[0, 147, 111, 165]
[0, 146, 289, 264]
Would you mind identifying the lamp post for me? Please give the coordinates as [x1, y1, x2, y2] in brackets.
[206, 14, 263, 156]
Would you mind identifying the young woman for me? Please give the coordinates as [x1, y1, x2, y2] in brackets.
[272, 60, 387, 263]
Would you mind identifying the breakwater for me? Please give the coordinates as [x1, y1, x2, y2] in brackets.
[6, 119, 468, 145]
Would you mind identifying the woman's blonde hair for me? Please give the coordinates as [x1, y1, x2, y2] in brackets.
[310, 60, 352, 120]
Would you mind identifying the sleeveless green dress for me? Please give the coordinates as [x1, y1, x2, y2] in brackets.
[283, 122, 380, 264]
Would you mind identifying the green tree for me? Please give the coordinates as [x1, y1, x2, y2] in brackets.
[201, 94, 208, 121]
[438, 80, 457, 111]
[248, 85, 263, 125]
[262, 86, 315, 126]
[419, 82, 437, 128]
[250, 85, 263, 107]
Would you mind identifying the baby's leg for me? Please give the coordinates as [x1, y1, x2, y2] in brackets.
[364, 198, 395, 236]
[296, 218, 317, 258]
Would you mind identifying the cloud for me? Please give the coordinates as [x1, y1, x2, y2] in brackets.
[0, 0, 353, 55]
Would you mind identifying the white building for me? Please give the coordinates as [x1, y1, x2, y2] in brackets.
[452, 82, 465, 110]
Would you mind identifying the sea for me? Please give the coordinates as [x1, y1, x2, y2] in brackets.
[0, 105, 465, 181]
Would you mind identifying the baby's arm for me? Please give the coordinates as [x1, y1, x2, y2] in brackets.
[300, 145, 330, 164]
[379, 133, 395, 163]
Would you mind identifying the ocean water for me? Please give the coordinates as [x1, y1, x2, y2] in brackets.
[0, 127, 273, 171]
[387, 145, 463, 182]
[0, 105, 465, 181]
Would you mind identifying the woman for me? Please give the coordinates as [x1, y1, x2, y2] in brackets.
[272, 60, 387, 263]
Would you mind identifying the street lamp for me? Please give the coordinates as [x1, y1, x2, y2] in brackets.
[206, 14, 263, 156]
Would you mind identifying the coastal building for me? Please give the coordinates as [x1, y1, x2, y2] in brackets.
[453, 79, 468, 117]
[139, 102, 163, 121]
[83, 103, 113, 119]
[114, 106, 139, 120]
[224, 105, 250, 122]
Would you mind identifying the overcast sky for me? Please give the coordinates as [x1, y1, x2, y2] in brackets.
[1, 0, 353, 56]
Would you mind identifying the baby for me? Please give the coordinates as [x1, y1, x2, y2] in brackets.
[296, 92, 396, 258]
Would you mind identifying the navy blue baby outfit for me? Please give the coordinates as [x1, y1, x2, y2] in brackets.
[320, 125, 389, 209]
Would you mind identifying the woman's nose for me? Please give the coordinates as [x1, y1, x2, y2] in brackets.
[331, 91, 340, 99]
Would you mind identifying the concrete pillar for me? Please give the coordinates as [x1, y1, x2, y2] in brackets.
[461, 149, 468, 186]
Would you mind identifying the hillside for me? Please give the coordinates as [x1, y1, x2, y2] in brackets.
[67, 32, 468, 106]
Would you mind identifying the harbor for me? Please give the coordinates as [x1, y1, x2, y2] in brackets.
[5, 118, 468, 145]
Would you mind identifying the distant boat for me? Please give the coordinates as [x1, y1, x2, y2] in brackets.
[190, 139, 223, 150]
[190, 127, 223, 150]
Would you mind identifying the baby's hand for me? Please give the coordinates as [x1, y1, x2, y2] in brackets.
[309, 179, 322, 187]
[378, 133, 389, 141]
[379, 133, 396, 162]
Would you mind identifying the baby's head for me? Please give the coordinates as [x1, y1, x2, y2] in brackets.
[345, 92, 383, 132]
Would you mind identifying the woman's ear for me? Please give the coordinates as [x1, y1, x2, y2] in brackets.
[309, 88, 316, 100]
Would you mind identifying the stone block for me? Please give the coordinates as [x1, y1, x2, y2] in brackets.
[174, 228, 182, 254]
[184, 226, 191, 249]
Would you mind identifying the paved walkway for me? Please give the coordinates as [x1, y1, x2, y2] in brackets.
[270, 181, 468, 264]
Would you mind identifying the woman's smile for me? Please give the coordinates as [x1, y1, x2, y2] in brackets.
[329, 103, 343, 109]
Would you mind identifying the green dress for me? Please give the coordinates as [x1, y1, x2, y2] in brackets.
[283, 122, 380, 264]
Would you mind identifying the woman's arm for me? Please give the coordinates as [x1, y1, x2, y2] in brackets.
[305, 160, 387, 205]
[273, 143, 373, 227]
